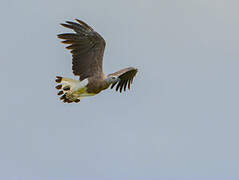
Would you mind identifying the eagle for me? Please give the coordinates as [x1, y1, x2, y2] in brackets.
[55, 19, 138, 103]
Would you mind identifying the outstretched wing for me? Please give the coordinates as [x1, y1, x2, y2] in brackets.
[57, 19, 106, 81]
[108, 67, 138, 92]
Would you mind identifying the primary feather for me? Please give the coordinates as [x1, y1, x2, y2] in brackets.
[58, 19, 106, 81]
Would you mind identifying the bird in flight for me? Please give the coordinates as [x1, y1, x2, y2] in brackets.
[56, 19, 138, 103]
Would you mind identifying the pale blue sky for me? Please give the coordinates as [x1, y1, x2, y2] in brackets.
[1, 0, 239, 179]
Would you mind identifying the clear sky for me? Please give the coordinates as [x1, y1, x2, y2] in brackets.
[1, 0, 239, 179]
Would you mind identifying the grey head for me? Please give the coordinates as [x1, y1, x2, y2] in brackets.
[105, 75, 120, 85]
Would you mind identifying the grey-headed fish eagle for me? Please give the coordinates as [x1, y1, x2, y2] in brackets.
[55, 19, 138, 103]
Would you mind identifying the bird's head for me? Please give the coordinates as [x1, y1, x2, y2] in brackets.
[106, 75, 120, 84]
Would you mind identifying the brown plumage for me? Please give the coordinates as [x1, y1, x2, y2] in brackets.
[58, 19, 105, 81]
[108, 67, 138, 92]
[56, 19, 138, 103]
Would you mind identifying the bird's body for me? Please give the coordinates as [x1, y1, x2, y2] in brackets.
[56, 19, 138, 103]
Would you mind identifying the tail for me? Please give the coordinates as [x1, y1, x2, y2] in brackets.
[55, 76, 81, 103]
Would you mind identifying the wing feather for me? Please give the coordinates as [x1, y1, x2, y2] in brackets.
[58, 19, 106, 80]
[108, 67, 138, 92]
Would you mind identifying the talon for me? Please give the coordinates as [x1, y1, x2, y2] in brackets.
[74, 99, 80, 103]
[58, 91, 63, 95]
[63, 86, 70, 91]
[60, 94, 66, 100]
[55, 84, 62, 89]
[56, 76, 62, 83]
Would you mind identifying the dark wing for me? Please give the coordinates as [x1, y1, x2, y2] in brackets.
[57, 19, 106, 80]
[108, 67, 138, 92]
